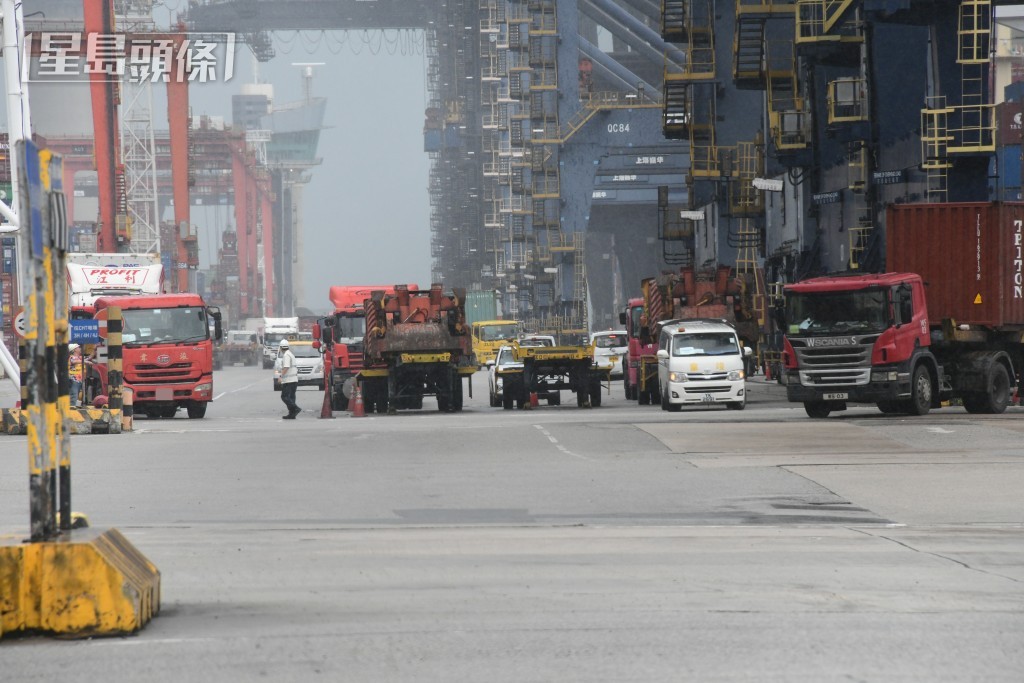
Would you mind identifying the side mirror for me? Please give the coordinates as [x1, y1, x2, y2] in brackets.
[312, 340, 321, 351]
[207, 306, 223, 341]
[743, 346, 753, 357]
[312, 322, 321, 341]
[619, 312, 627, 325]
[485, 359, 495, 367]
[656, 349, 669, 360]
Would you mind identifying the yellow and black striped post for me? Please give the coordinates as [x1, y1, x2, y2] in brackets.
[106, 307, 123, 415]
[1, 139, 160, 640]
[20, 147, 61, 540]
[19, 338, 27, 409]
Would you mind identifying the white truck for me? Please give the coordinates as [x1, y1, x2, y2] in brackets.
[67, 252, 164, 319]
[259, 317, 300, 369]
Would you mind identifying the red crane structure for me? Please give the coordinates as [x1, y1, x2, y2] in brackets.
[81, 2, 200, 293]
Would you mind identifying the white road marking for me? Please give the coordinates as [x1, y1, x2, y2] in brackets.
[927, 427, 955, 434]
[213, 380, 266, 402]
[533, 424, 593, 461]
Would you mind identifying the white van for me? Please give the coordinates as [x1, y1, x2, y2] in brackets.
[655, 320, 750, 411]
[589, 330, 627, 378]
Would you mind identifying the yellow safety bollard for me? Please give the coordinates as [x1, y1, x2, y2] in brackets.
[121, 386, 133, 432]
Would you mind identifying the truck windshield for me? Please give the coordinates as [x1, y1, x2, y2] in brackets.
[671, 333, 740, 357]
[476, 324, 517, 341]
[121, 307, 208, 345]
[334, 315, 366, 340]
[785, 290, 888, 336]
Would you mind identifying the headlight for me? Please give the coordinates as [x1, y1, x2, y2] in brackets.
[195, 382, 212, 393]
[727, 369, 745, 381]
[314, 363, 323, 373]
[668, 372, 687, 383]
[871, 370, 898, 382]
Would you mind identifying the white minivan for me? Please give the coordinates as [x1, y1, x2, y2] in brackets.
[655, 320, 750, 411]
[590, 330, 627, 378]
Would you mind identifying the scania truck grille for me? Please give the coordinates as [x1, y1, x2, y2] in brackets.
[791, 340, 872, 386]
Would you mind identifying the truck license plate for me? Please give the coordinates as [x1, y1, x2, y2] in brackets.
[156, 388, 173, 401]
[823, 392, 848, 401]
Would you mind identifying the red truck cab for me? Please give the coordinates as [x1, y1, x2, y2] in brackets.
[316, 285, 417, 411]
[621, 296, 659, 403]
[782, 273, 935, 417]
[88, 293, 222, 419]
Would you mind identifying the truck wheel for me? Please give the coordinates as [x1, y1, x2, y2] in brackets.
[589, 384, 602, 408]
[726, 398, 745, 411]
[187, 402, 207, 419]
[905, 365, 933, 416]
[660, 386, 669, 411]
[502, 390, 514, 410]
[965, 363, 1012, 414]
[547, 391, 560, 406]
[638, 388, 650, 405]
[624, 380, 634, 400]
[804, 401, 831, 418]
[576, 391, 587, 408]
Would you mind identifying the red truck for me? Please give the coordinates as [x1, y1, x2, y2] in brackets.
[621, 266, 759, 404]
[87, 293, 223, 419]
[314, 285, 417, 411]
[782, 202, 1024, 418]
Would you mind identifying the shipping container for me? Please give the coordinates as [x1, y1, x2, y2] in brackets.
[464, 290, 500, 325]
[886, 202, 1024, 329]
[993, 145, 1023, 189]
[997, 101, 1024, 147]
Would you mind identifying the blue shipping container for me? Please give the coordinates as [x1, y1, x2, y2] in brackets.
[997, 145, 1022, 189]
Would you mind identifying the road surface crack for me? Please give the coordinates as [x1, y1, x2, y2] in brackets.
[851, 528, 1023, 585]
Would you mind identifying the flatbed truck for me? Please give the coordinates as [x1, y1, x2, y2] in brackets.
[498, 342, 609, 409]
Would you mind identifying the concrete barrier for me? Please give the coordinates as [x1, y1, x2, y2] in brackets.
[0, 527, 160, 638]
[1, 407, 126, 435]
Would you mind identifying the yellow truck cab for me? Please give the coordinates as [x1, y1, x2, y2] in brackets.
[471, 319, 520, 365]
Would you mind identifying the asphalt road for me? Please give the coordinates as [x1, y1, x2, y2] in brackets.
[1, 366, 1023, 681]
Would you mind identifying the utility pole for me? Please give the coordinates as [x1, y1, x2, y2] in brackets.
[0, 0, 31, 388]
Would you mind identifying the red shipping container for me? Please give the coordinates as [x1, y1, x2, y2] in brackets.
[886, 202, 1024, 329]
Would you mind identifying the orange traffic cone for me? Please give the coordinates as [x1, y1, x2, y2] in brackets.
[351, 383, 366, 417]
[319, 384, 334, 419]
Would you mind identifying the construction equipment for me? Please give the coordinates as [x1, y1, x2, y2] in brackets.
[315, 285, 418, 411]
[358, 284, 475, 414]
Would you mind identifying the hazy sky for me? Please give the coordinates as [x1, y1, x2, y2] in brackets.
[5, 25, 433, 315]
[188, 32, 432, 312]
